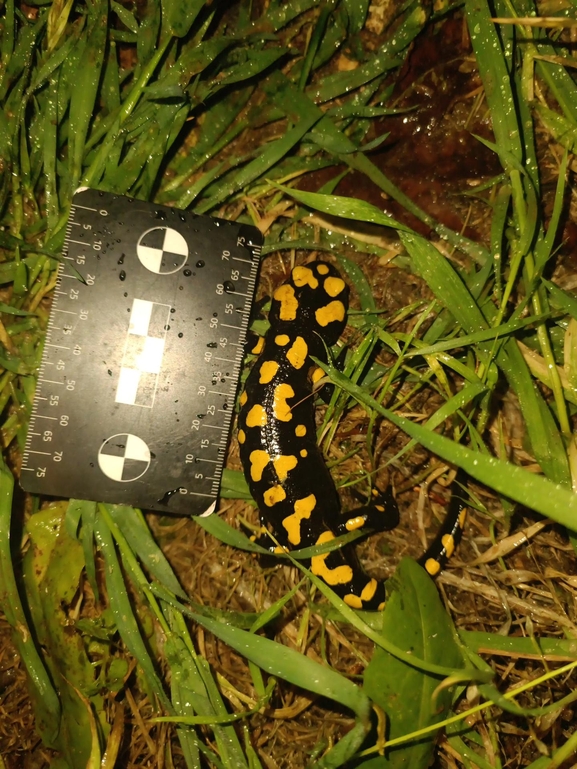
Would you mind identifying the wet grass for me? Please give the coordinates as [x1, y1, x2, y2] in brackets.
[1, 0, 577, 767]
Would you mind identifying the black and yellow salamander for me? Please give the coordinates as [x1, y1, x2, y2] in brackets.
[238, 260, 466, 610]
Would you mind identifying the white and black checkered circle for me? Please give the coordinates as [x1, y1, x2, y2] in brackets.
[136, 227, 188, 274]
[98, 433, 151, 482]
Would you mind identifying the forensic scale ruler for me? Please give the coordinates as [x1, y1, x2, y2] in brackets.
[21, 188, 263, 516]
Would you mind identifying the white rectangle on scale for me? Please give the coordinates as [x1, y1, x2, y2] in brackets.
[115, 298, 171, 408]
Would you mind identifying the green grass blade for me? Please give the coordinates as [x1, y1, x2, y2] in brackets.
[67, 0, 108, 194]
[106, 504, 187, 599]
[93, 508, 171, 711]
[274, 181, 413, 232]
[311, 1, 427, 103]
[465, 0, 523, 167]
[400, 233, 570, 484]
[500, 339, 570, 484]
[189, 611, 372, 768]
[400, 232, 488, 334]
[543, 278, 577, 320]
[111, 0, 139, 34]
[326, 365, 577, 528]
[268, 70, 490, 264]
[342, 0, 370, 33]
[0, 456, 61, 740]
[195, 111, 322, 213]
[403, 312, 554, 358]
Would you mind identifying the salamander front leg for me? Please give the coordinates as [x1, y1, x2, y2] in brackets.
[336, 484, 400, 537]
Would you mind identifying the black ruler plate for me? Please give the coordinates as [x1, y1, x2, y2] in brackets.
[21, 189, 263, 515]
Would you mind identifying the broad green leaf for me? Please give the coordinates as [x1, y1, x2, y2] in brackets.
[460, 630, 577, 660]
[221, 467, 252, 499]
[23, 503, 106, 769]
[362, 559, 463, 767]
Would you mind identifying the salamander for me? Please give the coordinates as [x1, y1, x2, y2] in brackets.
[238, 260, 466, 610]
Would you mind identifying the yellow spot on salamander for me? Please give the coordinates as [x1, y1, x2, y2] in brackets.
[311, 367, 325, 384]
[246, 404, 267, 427]
[441, 533, 455, 558]
[238, 429, 246, 444]
[273, 383, 294, 421]
[315, 300, 346, 327]
[375, 505, 385, 512]
[275, 334, 290, 346]
[324, 277, 345, 297]
[458, 508, 467, 527]
[345, 516, 365, 532]
[249, 450, 270, 482]
[274, 545, 289, 554]
[292, 265, 318, 289]
[272, 454, 297, 482]
[264, 485, 286, 507]
[286, 336, 308, 369]
[300, 449, 308, 457]
[344, 580, 378, 608]
[239, 391, 248, 406]
[295, 424, 307, 437]
[344, 594, 362, 609]
[362, 579, 378, 601]
[316, 264, 329, 275]
[251, 337, 265, 355]
[311, 531, 353, 585]
[274, 284, 298, 321]
[282, 494, 316, 545]
[259, 360, 279, 384]
[424, 558, 441, 576]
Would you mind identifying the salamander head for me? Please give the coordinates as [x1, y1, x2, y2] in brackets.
[268, 261, 349, 347]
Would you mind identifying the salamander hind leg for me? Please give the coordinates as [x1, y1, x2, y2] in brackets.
[310, 530, 387, 611]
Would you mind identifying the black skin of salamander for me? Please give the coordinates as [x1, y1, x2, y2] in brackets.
[238, 261, 466, 610]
